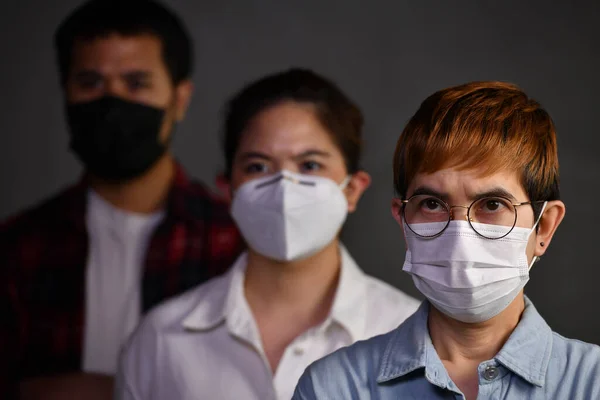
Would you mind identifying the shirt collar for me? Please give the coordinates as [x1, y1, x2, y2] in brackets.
[377, 301, 441, 384]
[494, 296, 553, 386]
[181, 253, 246, 331]
[181, 244, 368, 341]
[87, 189, 165, 226]
[377, 296, 553, 388]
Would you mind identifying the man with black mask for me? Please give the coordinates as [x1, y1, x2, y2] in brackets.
[0, 1, 244, 398]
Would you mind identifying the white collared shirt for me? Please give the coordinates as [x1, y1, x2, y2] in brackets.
[116, 245, 421, 400]
[83, 190, 164, 375]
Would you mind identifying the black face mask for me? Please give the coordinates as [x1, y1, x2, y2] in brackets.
[66, 96, 170, 182]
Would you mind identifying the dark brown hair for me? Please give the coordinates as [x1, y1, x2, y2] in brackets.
[222, 68, 364, 178]
[54, 0, 192, 86]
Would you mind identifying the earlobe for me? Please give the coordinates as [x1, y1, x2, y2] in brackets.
[534, 200, 566, 256]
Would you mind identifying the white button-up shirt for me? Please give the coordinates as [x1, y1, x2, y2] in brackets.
[116, 245, 420, 400]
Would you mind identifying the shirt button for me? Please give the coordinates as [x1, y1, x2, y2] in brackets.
[293, 347, 304, 356]
[483, 365, 499, 381]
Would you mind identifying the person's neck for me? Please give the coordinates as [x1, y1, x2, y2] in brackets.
[89, 154, 175, 214]
[428, 293, 525, 364]
[244, 240, 342, 326]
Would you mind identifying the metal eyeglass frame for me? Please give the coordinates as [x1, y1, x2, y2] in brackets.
[400, 195, 546, 239]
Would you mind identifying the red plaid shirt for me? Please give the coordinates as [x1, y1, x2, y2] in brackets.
[0, 164, 244, 398]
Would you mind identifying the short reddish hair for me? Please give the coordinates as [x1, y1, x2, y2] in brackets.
[393, 81, 560, 216]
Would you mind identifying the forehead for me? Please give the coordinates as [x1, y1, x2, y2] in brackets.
[408, 167, 527, 200]
[69, 33, 164, 73]
[236, 101, 342, 157]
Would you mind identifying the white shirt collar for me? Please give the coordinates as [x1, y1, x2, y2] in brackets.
[87, 189, 165, 233]
[181, 244, 368, 341]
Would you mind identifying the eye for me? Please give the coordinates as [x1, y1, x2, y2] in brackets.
[478, 197, 511, 213]
[127, 78, 150, 91]
[300, 160, 322, 173]
[419, 197, 445, 212]
[244, 162, 269, 174]
[485, 200, 500, 211]
[403, 195, 448, 225]
[76, 76, 103, 90]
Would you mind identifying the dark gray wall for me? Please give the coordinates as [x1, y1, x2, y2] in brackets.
[2, 0, 599, 344]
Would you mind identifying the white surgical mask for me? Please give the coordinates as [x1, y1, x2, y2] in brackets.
[402, 202, 547, 323]
[231, 170, 350, 262]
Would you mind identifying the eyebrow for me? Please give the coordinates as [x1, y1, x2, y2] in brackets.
[293, 150, 331, 160]
[238, 151, 271, 161]
[411, 186, 449, 200]
[472, 187, 518, 202]
[410, 186, 518, 202]
[72, 69, 152, 80]
[122, 70, 152, 80]
[73, 70, 102, 80]
[238, 149, 331, 161]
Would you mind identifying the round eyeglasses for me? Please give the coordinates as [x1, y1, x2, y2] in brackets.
[401, 195, 545, 239]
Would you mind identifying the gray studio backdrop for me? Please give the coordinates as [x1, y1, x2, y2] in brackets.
[1, 1, 599, 344]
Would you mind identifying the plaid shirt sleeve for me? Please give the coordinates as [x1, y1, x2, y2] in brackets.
[0, 184, 88, 399]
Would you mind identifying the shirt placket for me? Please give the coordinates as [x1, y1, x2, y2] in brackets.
[273, 329, 319, 400]
[476, 360, 507, 400]
[227, 305, 280, 400]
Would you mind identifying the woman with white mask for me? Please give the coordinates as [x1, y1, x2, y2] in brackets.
[293, 81, 600, 400]
[115, 68, 420, 400]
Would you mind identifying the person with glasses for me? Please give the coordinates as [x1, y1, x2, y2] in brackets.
[293, 81, 600, 400]
[115, 68, 420, 400]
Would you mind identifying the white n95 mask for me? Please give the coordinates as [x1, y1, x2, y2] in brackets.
[402, 203, 546, 323]
[231, 170, 350, 262]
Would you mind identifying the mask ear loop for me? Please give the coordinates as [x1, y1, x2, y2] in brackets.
[528, 201, 548, 269]
[339, 175, 351, 190]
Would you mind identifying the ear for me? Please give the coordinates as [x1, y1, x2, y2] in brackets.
[345, 171, 371, 213]
[534, 200, 566, 257]
[215, 173, 232, 204]
[173, 79, 194, 121]
[391, 197, 410, 248]
[391, 198, 403, 226]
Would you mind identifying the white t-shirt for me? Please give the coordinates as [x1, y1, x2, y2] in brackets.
[82, 190, 164, 375]
[116, 245, 421, 400]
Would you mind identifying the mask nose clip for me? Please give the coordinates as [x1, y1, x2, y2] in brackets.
[279, 171, 316, 186]
[283, 175, 300, 184]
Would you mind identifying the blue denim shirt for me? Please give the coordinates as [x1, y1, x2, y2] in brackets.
[293, 297, 600, 399]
